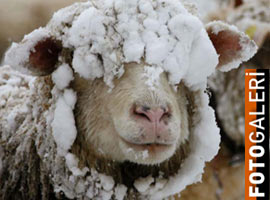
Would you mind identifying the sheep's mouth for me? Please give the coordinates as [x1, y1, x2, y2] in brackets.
[120, 138, 173, 153]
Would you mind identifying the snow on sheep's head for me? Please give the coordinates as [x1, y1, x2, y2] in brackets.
[4, 0, 257, 198]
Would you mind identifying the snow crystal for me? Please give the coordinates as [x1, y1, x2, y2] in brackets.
[65, 153, 88, 176]
[99, 174, 115, 191]
[52, 63, 74, 90]
[146, 178, 167, 195]
[168, 14, 202, 45]
[63, 89, 77, 109]
[184, 29, 219, 89]
[68, 7, 106, 47]
[143, 66, 164, 90]
[114, 185, 127, 200]
[123, 35, 144, 63]
[72, 46, 104, 80]
[134, 176, 154, 193]
[52, 96, 77, 156]
[99, 190, 114, 200]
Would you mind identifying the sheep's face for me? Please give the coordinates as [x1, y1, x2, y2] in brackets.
[13, 19, 255, 166]
[73, 62, 189, 165]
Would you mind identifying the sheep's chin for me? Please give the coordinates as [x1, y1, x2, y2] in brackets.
[119, 138, 177, 165]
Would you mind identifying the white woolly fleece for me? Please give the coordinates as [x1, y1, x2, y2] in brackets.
[1, 0, 227, 199]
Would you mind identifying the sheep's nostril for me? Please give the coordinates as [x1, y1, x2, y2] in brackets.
[133, 105, 171, 124]
[133, 107, 151, 122]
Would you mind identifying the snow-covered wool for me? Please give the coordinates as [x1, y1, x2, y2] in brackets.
[1, 0, 257, 199]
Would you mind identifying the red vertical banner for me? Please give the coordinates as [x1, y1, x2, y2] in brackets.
[245, 69, 269, 200]
[245, 69, 257, 200]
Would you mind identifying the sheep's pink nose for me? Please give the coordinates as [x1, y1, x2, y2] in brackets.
[133, 105, 170, 124]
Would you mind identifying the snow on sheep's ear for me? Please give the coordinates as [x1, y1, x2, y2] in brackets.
[28, 38, 62, 76]
[4, 28, 62, 76]
[206, 21, 257, 72]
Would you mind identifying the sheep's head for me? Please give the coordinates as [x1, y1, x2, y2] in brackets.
[3, 1, 258, 197]
[72, 62, 190, 165]
[4, 20, 256, 166]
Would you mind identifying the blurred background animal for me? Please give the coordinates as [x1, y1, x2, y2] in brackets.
[179, 1, 269, 199]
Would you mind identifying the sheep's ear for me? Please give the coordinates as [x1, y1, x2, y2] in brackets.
[4, 28, 62, 76]
[28, 38, 62, 76]
[206, 21, 257, 72]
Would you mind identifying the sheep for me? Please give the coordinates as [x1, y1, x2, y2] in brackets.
[0, 0, 257, 199]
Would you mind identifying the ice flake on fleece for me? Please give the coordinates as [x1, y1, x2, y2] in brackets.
[134, 176, 154, 193]
[63, 89, 77, 109]
[52, 63, 74, 90]
[100, 174, 115, 191]
[52, 92, 77, 156]
[143, 66, 163, 90]
[123, 32, 144, 63]
[65, 153, 89, 177]
[72, 46, 104, 80]
[114, 184, 127, 200]
[143, 31, 170, 65]
[134, 175, 168, 196]
[184, 29, 219, 89]
[68, 7, 106, 47]
[48, 2, 93, 46]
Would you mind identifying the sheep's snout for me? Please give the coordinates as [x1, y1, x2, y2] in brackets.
[73, 62, 187, 164]
[131, 104, 172, 145]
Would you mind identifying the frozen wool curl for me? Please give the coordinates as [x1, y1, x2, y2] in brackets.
[0, 0, 257, 199]
[4, 0, 220, 90]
